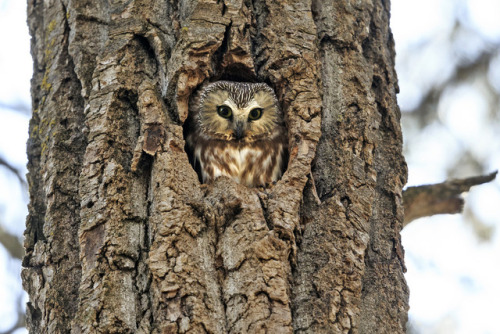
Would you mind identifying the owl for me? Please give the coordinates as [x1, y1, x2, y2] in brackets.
[185, 81, 288, 187]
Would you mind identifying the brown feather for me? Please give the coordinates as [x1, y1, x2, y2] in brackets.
[185, 81, 287, 187]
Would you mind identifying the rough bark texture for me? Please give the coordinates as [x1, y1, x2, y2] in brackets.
[24, 0, 408, 333]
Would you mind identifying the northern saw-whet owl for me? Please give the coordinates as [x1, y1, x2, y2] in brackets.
[185, 81, 288, 187]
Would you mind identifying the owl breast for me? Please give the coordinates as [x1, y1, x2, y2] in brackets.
[190, 136, 286, 187]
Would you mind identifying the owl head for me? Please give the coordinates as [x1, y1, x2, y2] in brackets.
[196, 81, 282, 142]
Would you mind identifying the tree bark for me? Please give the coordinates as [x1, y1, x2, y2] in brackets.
[23, 0, 408, 333]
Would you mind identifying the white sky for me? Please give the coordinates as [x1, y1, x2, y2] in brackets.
[0, 0, 499, 333]
[392, 0, 500, 333]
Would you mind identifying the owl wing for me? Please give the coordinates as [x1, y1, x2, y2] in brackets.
[184, 114, 203, 183]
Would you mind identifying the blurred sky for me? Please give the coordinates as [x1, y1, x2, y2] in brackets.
[0, 0, 30, 333]
[393, 0, 500, 333]
[0, 0, 499, 333]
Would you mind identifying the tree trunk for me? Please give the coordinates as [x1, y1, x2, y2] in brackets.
[23, 0, 408, 333]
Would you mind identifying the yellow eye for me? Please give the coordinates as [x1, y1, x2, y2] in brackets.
[248, 108, 263, 120]
[217, 105, 232, 119]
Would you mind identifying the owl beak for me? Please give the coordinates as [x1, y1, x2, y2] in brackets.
[234, 122, 244, 140]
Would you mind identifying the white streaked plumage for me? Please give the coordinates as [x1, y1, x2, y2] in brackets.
[185, 81, 287, 187]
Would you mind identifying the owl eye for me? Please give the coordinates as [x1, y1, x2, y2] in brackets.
[217, 105, 232, 119]
[248, 108, 263, 121]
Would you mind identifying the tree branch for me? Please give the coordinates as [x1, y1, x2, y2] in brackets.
[403, 171, 498, 226]
[0, 101, 31, 115]
[0, 156, 27, 190]
[0, 225, 24, 259]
